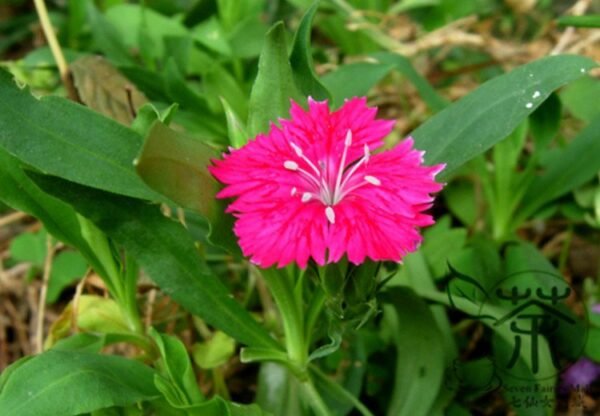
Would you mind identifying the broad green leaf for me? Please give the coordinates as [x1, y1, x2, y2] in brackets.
[289, 2, 331, 101]
[560, 76, 600, 122]
[322, 62, 395, 108]
[9, 230, 46, 267]
[71, 56, 148, 125]
[150, 329, 205, 405]
[248, 22, 302, 136]
[44, 295, 136, 348]
[47, 251, 88, 303]
[193, 331, 236, 369]
[256, 363, 303, 416]
[30, 173, 281, 350]
[0, 70, 163, 202]
[52, 333, 106, 353]
[0, 350, 159, 416]
[411, 55, 597, 178]
[516, 117, 600, 223]
[135, 122, 218, 217]
[134, 121, 240, 254]
[382, 287, 445, 416]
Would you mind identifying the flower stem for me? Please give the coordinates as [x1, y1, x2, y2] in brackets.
[260, 268, 307, 371]
[301, 378, 333, 416]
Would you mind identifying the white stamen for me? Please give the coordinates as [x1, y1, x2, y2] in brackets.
[289, 142, 322, 178]
[345, 130, 353, 147]
[290, 142, 303, 157]
[363, 144, 370, 162]
[291, 187, 297, 196]
[525, 102, 533, 109]
[364, 175, 381, 186]
[284, 160, 299, 170]
[325, 206, 335, 224]
[301, 192, 312, 203]
[532, 91, 541, 99]
[333, 130, 352, 203]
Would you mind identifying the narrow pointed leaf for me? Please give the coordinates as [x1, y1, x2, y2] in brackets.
[248, 22, 302, 136]
[290, 2, 331, 101]
[29, 173, 280, 350]
[411, 55, 596, 177]
[0, 70, 163, 202]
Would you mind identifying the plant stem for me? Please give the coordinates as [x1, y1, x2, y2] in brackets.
[260, 268, 307, 371]
[310, 365, 374, 416]
[302, 378, 333, 416]
[33, 0, 78, 101]
[35, 234, 55, 353]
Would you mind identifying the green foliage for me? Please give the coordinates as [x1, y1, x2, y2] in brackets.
[1, 2, 598, 415]
[0, 350, 160, 416]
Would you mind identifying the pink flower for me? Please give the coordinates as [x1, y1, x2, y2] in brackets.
[209, 97, 444, 268]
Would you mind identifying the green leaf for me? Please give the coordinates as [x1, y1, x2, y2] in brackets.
[248, 22, 302, 136]
[557, 14, 600, 28]
[150, 329, 205, 405]
[516, 117, 600, 222]
[0, 70, 162, 202]
[371, 52, 449, 112]
[560, 76, 600, 122]
[193, 17, 232, 56]
[412, 55, 597, 178]
[289, 2, 331, 101]
[193, 331, 236, 369]
[104, 4, 188, 62]
[164, 59, 212, 115]
[0, 350, 159, 416]
[529, 92, 562, 149]
[382, 287, 445, 416]
[52, 333, 106, 353]
[220, 97, 249, 148]
[44, 295, 136, 349]
[86, 2, 135, 65]
[135, 121, 218, 217]
[9, 230, 46, 267]
[30, 173, 281, 350]
[47, 251, 88, 303]
[0, 148, 110, 280]
[389, 0, 441, 13]
[322, 62, 395, 108]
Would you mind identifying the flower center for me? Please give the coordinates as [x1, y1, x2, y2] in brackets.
[283, 129, 380, 224]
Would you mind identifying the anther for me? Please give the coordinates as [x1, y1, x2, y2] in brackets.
[284, 160, 299, 170]
[345, 130, 353, 147]
[365, 175, 381, 186]
[301, 192, 312, 203]
[290, 142, 303, 157]
[291, 187, 297, 196]
[325, 206, 335, 224]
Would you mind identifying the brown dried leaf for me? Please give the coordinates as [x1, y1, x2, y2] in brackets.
[71, 56, 148, 125]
